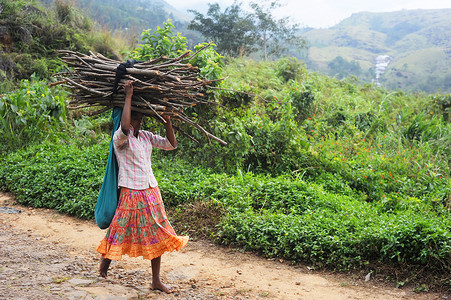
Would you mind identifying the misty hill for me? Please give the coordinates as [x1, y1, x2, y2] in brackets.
[301, 9, 451, 93]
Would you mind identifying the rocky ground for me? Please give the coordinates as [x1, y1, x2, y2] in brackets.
[0, 192, 448, 300]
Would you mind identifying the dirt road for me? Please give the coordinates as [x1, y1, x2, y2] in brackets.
[0, 192, 446, 299]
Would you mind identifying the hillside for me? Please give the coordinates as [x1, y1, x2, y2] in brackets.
[70, 0, 189, 30]
[38, 0, 198, 44]
[302, 9, 451, 93]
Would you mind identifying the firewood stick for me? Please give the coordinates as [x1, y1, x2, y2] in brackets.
[93, 64, 163, 77]
[171, 124, 200, 144]
[64, 78, 110, 96]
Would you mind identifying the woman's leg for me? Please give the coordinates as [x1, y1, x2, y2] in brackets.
[99, 256, 112, 278]
[151, 256, 172, 293]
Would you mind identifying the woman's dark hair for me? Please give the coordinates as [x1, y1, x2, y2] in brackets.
[131, 110, 143, 119]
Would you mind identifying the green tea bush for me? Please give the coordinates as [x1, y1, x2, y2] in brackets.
[158, 161, 450, 276]
[0, 140, 109, 218]
[217, 185, 451, 272]
[154, 157, 213, 207]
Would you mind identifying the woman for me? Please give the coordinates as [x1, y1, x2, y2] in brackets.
[96, 80, 189, 293]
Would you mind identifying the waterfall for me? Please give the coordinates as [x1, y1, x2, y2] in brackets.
[373, 55, 392, 86]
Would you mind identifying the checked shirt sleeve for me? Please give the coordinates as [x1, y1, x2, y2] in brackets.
[146, 132, 176, 150]
[113, 126, 129, 149]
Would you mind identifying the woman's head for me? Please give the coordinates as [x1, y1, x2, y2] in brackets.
[130, 110, 143, 133]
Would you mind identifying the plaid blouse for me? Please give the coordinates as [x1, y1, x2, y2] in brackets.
[113, 125, 176, 189]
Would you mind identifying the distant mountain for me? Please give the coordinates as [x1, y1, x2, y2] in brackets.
[301, 9, 451, 93]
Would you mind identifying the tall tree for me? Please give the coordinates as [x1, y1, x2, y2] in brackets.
[188, 2, 256, 57]
[249, 0, 307, 60]
[188, 0, 307, 59]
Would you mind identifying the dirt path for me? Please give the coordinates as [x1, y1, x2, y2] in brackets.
[0, 192, 446, 300]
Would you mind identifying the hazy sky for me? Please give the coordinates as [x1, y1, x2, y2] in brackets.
[165, 0, 451, 28]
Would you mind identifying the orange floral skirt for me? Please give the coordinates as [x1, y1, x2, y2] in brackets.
[96, 186, 189, 261]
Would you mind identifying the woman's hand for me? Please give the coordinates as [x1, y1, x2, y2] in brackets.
[162, 114, 177, 148]
[121, 80, 134, 135]
[124, 80, 133, 98]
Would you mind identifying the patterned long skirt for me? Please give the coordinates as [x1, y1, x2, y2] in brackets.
[96, 186, 189, 260]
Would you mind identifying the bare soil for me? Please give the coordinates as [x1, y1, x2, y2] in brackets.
[0, 192, 448, 300]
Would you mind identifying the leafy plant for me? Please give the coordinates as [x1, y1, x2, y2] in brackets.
[128, 20, 187, 61]
[189, 42, 224, 82]
[0, 75, 68, 153]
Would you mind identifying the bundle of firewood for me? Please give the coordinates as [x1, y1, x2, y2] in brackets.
[54, 45, 226, 145]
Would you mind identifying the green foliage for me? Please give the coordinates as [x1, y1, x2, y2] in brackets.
[189, 42, 224, 82]
[175, 58, 450, 207]
[218, 204, 450, 271]
[276, 57, 306, 82]
[127, 20, 224, 85]
[431, 94, 451, 122]
[327, 56, 363, 79]
[1, 140, 449, 280]
[0, 76, 68, 153]
[129, 20, 187, 61]
[288, 81, 315, 120]
[158, 161, 451, 275]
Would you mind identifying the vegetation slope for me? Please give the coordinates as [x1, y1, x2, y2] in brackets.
[0, 0, 450, 294]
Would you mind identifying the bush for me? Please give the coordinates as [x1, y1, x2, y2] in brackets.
[128, 20, 187, 61]
[0, 76, 68, 153]
[0, 141, 109, 218]
[276, 56, 306, 82]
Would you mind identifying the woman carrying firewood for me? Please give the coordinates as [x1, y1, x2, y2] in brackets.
[96, 80, 189, 293]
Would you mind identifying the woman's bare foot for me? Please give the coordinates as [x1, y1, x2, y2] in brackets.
[151, 280, 173, 293]
[99, 256, 111, 278]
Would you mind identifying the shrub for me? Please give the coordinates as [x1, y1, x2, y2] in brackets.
[128, 20, 188, 61]
[276, 56, 306, 82]
[0, 140, 108, 218]
[0, 76, 68, 153]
